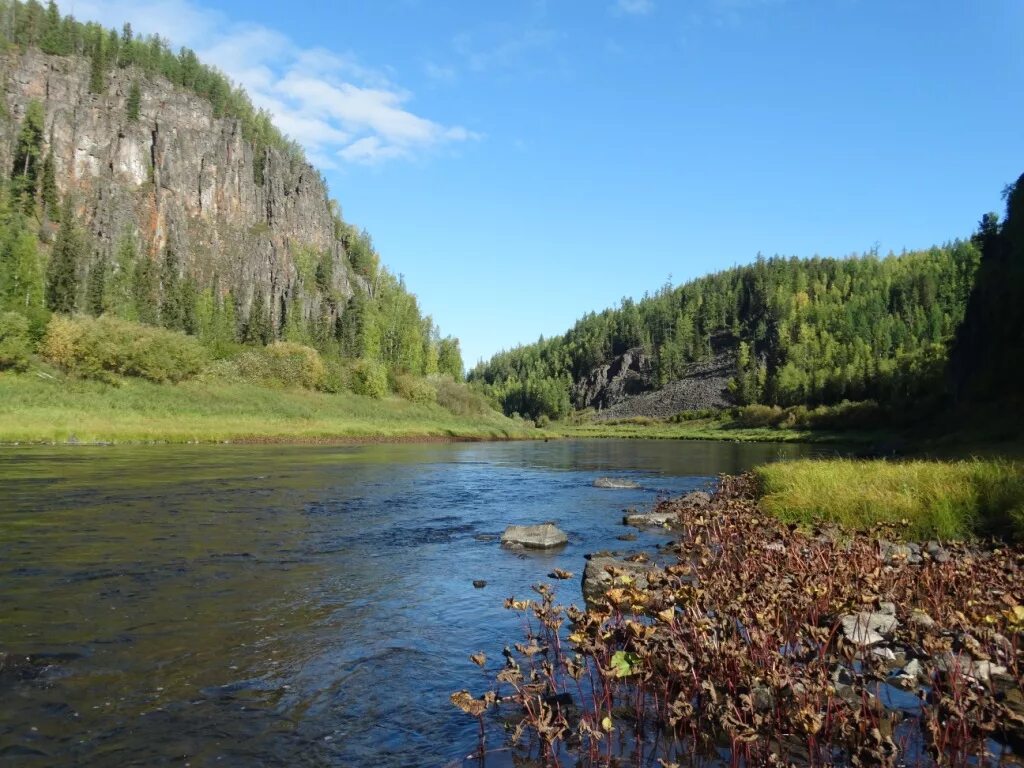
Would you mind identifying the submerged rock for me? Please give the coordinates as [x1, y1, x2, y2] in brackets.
[473, 580, 487, 589]
[594, 477, 641, 489]
[500, 523, 568, 550]
[582, 555, 661, 603]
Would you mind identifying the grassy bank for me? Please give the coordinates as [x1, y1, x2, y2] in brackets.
[0, 371, 531, 444]
[553, 415, 886, 445]
[756, 458, 1024, 540]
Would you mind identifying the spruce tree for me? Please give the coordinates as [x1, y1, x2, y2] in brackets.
[126, 81, 141, 121]
[40, 150, 59, 219]
[39, 1, 67, 55]
[11, 101, 45, 213]
[45, 204, 84, 314]
[159, 248, 183, 330]
[133, 255, 158, 325]
[85, 255, 107, 316]
[89, 36, 106, 94]
[243, 290, 271, 345]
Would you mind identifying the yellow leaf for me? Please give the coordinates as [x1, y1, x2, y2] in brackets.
[601, 716, 613, 732]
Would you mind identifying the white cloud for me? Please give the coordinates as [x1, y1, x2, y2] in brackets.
[58, 0, 475, 166]
[614, 0, 654, 16]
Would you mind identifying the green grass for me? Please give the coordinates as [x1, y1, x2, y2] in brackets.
[755, 458, 1024, 541]
[553, 416, 881, 444]
[0, 371, 531, 444]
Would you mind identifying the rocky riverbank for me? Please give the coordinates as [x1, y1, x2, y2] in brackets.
[457, 473, 1024, 766]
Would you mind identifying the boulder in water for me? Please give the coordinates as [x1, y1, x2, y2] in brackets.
[501, 523, 568, 549]
[594, 477, 640, 489]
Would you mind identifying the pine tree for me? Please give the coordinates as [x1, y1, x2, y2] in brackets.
[39, 1, 67, 55]
[11, 101, 45, 213]
[40, 149, 59, 219]
[126, 81, 141, 121]
[133, 255, 158, 325]
[106, 234, 138, 320]
[45, 204, 84, 314]
[159, 248, 184, 330]
[85, 255, 107, 316]
[243, 290, 271, 345]
[89, 36, 106, 94]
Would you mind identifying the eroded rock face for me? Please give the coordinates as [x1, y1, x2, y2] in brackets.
[572, 347, 653, 411]
[500, 524, 568, 550]
[0, 50, 354, 326]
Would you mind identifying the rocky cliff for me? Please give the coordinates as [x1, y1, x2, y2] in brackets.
[0, 48, 352, 327]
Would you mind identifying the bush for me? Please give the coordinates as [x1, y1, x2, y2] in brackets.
[433, 376, 494, 417]
[393, 373, 437, 405]
[732, 404, 786, 428]
[236, 342, 325, 390]
[322, 357, 352, 394]
[0, 312, 34, 371]
[351, 358, 388, 399]
[40, 315, 207, 383]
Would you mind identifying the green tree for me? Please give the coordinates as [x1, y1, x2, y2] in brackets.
[38, 0, 67, 54]
[85, 254, 107, 316]
[159, 248, 184, 330]
[133, 254, 158, 325]
[39, 149, 59, 218]
[11, 100, 45, 213]
[126, 81, 141, 121]
[105, 234, 138, 320]
[45, 203, 84, 314]
[437, 337, 463, 379]
[89, 34, 106, 93]
[243, 290, 271, 345]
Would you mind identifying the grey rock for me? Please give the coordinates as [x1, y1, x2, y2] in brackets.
[623, 510, 677, 528]
[594, 477, 641, 489]
[840, 611, 899, 646]
[472, 580, 487, 589]
[500, 523, 568, 550]
[908, 609, 936, 630]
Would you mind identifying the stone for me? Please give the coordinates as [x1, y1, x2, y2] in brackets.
[907, 609, 936, 630]
[500, 523, 568, 550]
[840, 611, 899, 646]
[472, 580, 487, 589]
[679, 491, 712, 508]
[616, 533, 638, 541]
[581, 556, 661, 603]
[594, 477, 641, 489]
[623, 510, 677, 528]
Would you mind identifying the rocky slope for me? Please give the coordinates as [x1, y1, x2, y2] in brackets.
[0, 48, 352, 326]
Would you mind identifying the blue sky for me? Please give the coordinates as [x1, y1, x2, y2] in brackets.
[64, 0, 1024, 366]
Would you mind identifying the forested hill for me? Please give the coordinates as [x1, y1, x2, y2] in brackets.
[0, 0, 462, 385]
[469, 243, 980, 420]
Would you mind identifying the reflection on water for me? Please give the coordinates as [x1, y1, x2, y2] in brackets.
[0, 439, 827, 766]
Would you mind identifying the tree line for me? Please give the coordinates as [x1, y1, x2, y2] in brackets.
[470, 243, 980, 420]
[0, 0, 303, 180]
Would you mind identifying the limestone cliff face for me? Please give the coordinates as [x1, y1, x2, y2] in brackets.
[0, 48, 353, 325]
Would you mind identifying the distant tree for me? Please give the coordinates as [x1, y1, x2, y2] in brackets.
[126, 81, 141, 121]
[85, 254, 107, 316]
[39, 0, 67, 55]
[45, 203, 84, 314]
[105, 233, 137, 320]
[159, 248, 184, 331]
[437, 337, 463, 379]
[243, 290, 271, 345]
[133, 254, 158, 325]
[11, 100, 45, 213]
[39, 149, 59, 218]
[88, 34, 106, 93]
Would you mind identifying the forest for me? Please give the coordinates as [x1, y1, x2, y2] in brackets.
[470, 243, 982, 421]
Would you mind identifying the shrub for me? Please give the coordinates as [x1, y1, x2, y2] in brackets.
[322, 357, 352, 394]
[393, 373, 437, 405]
[236, 342, 325, 390]
[351, 358, 388, 399]
[0, 311, 33, 371]
[432, 376, 494, 417]
[669, 408, 721, 422]
[40, 315, 207, 382]
[732, 404, 786, 428]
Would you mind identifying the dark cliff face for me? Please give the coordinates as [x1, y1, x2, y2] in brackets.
[0, 48, 353, 326]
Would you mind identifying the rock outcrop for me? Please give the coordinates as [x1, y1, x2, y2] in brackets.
[0, 49, 353, 327]
[572, 347, 653, 411]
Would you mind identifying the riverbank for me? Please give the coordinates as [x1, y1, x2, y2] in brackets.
[0, 371, 531, 444]
[477, 471, 1024, 766]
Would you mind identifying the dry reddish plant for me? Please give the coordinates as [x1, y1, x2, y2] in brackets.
[457, 474, 1024, 767]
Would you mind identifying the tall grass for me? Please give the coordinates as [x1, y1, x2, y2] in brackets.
[756, 458, 1024, 540]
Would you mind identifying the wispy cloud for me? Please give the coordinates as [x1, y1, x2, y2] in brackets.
[453, 27, 559, 73]
[613, 0, 655, 16]
[59, 0, 476, 166]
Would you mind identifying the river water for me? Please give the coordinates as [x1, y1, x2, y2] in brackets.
[0, 439, 830, 767]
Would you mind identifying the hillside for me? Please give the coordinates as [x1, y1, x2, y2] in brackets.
[470, 243, 980, 421]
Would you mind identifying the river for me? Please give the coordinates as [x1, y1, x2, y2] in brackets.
[0, 439, 831, 767]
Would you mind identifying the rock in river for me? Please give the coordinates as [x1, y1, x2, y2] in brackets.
[582, 555, 662, 603]
[593, 477, 640, 489]
[623, 510, 678, 528]
[501, 523, 568, 550]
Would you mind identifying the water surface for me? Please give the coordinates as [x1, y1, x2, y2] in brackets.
[0, 439, 830, 766]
